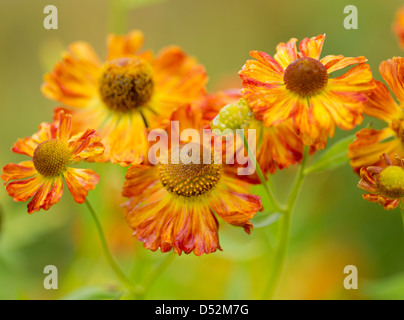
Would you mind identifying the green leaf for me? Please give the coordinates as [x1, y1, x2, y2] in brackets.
[60, 286, 122, 300]
[251, 212, 282, 228]
[304, 134, 356, 175]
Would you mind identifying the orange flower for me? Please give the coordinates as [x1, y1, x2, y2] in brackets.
[122, 105, 261, 255]
[1, 111, 104, 214]
[348, 58, 404, 172]
[42, 30, 207, 166]
[393, 5, 404, 50]
[239, 34, 374, 149]
[202, 90, 304, 175]
[357, 153, 404, 210]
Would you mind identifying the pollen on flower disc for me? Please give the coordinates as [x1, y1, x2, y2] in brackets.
[377, 166, 404, 199]
[98, 57, 154, 112]
[33, 139, 71, 177]
[283, 57, 328, 97]
[159, 144, 223, 197]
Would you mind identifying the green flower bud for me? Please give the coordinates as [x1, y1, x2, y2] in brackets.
[377, 166, 404, 199]
[210, 99, 251, 134]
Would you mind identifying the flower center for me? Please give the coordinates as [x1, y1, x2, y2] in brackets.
[98, 57, 154, 112]
[377, 166, 404, 199]
[33, 139, 71, 177]
[283, 57, 328, 96]
[159, 144, 223, 197]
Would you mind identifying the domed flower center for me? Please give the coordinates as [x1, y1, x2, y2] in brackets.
[33, 139, 71, 177]
[159, 144, 223, 197]
[98, 57, 154, 112]
[377, 166, 404, 199]
[283, 57, 328, 97]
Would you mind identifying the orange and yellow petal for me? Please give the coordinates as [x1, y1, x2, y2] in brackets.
[247, 86, 299, 125]
[68, 128, 104, 161]
[274, 38, 299, 69]
[266, 91, 300, 127]
[56, 110, 72, 143]
[42, 42, 101, 108]
[379, 57, 404, 104]
[239, 51, 284, 87]
[362, 193, 400, 210]
[292, 97, 326, 147]
[27, 177, 64, 214]
[362, 80, 402, 122]
[256, 122, 304, 174]
[312, 91, 364, 131]
[122, 164, 161, 204]
[124, 192, 221, 256]
[11, 137, 38, 157]
[357, 166, 379, 193]
[106, 30, 145, 61]
[3, 171, 63, 214]
[299, 34, 325, 60]
[169, 104, 203, 138]
[320, 55, 367, 74]
[1, 161, 36, 184]
[32, 122, 58, 144]
[102, 112, 149, 165]
[209, 182, 261, 234]
[146, 46, 208, 128]
[348, 127, 403, 172]
[64, 167, 100, 203]
[327, 63, 374, 92]
[5, 175, 43, 203]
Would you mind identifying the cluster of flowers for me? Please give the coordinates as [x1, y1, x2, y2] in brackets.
[4, 8, 404, 255]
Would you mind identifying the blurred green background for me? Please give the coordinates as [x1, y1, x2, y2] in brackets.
[1, 0, 404, 300]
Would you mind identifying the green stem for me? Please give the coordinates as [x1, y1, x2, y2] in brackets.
[84, 199, 137, 296]
[137, 253, 176, 299]
[262, 145, 310, 299]
[238, 131, 284, 212]
[400, 199, 404, 231]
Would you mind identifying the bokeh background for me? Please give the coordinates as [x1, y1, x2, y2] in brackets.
[1, 0, 404, 300]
